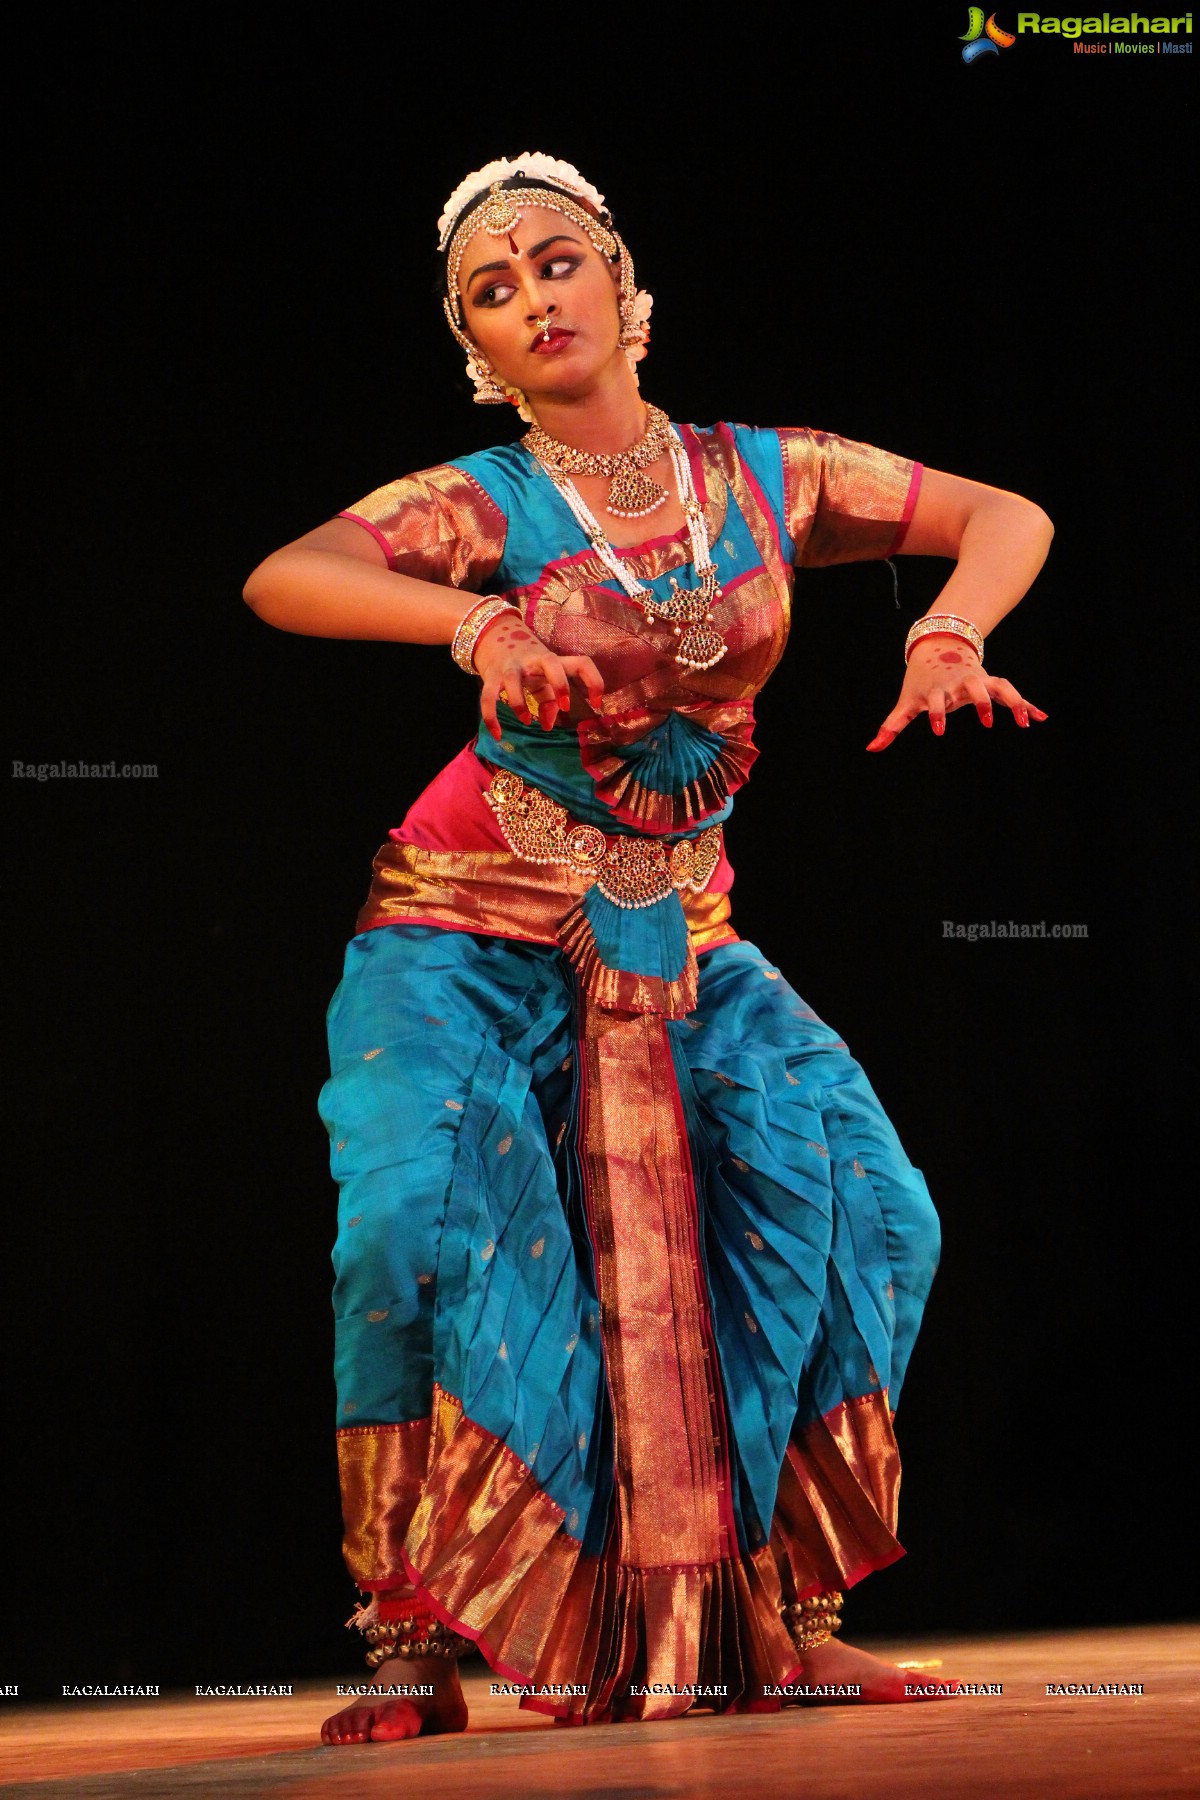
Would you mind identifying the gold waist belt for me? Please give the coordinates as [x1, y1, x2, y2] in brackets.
[483, 768, 724, 909]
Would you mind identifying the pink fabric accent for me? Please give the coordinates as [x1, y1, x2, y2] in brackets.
[735, 430, 786, 565]
[887, 463, 924, 555]
[389, 745, 510, 851]
[337, 510, 397, 564]
[707, 840, 734, 894]
[714, 566, 762, 605]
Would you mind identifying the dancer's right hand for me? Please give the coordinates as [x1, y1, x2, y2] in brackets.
[474, 614, 605, 737]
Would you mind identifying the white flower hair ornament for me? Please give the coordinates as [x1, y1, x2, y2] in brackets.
[438, 153, 654, 417]
[623, 288, 653, 369]
[436, 152, 607, 251]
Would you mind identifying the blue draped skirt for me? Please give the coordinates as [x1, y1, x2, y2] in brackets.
[318, 923, 939, 1720]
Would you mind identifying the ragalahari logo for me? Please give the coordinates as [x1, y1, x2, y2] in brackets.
[961, 8, 1017, 58]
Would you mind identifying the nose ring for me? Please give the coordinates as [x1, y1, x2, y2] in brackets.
[533, 315, 553, 341]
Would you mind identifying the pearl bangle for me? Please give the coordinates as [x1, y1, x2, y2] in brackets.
[904, 614, 985, 664]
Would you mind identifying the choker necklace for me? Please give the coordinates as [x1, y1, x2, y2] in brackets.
[531, 427, 727, 671]
[522, 404, 673, 519]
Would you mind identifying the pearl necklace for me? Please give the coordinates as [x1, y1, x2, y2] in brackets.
[532, 427, 727, 671]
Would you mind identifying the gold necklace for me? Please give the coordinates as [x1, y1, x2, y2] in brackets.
[521, 404, 673, 519]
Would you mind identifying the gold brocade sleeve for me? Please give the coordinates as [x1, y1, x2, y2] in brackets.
[779, 429, 922, 568]
[339, 464, 508, 591]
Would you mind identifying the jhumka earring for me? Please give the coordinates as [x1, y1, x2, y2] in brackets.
[440, 296, 528, 413]
[612, 232, 653, 379]
[465, 349, 510, 406]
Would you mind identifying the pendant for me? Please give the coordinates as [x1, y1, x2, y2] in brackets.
[478, 183, 523, 238]
[607, 463, 669, 518]
[676, 622, 727, 670]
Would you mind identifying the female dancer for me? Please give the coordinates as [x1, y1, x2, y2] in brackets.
[243, 153, 1051, 1745]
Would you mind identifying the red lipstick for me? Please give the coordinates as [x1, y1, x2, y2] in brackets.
[530, 328, 575, 354]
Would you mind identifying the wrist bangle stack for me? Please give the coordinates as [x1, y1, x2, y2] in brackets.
[451, 596, 519, 674]
[904, 614, 985, 664]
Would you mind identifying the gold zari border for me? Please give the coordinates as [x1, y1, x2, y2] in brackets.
[336, 1388, 903, 1720]
[355, 841, 735, 947]
[579, 1003, 728, 1568]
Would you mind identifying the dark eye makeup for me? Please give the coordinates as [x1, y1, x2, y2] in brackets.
[472, 255, 583, 309]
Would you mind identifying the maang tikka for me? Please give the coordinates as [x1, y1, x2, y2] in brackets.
[438, 155, 653, 423]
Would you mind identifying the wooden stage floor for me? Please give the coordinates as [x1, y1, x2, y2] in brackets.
[1, 1624, 1195, 1798]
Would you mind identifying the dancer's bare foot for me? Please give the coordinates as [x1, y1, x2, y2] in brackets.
[320, 1653, 469, 1745]
[790, 1636, 959, 1703]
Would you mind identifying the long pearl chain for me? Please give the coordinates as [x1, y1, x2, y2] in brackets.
[533, 429, 727, 671]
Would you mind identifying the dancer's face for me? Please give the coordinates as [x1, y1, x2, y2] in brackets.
[457, 206, 624, 399]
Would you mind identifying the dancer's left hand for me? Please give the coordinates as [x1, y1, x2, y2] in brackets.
[866, 637, 1047, 751]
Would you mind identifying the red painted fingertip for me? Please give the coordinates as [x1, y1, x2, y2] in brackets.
[931, 717, 945, 736]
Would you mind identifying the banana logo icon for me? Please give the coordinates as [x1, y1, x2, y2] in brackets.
[961, 8, 1016, 61]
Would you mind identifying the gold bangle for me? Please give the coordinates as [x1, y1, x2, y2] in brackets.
[451, 596, 519, 675]
[904, 614, 985, 664]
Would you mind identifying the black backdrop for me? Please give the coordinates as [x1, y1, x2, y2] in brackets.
[6, 13, 1195, 1695]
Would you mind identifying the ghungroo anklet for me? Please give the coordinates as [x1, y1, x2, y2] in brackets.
[347, 1596, 472, 1668]
[781, 1590, 844, 1653]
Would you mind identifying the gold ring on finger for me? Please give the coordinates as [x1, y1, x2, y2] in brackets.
[499, 687, 540, 715]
